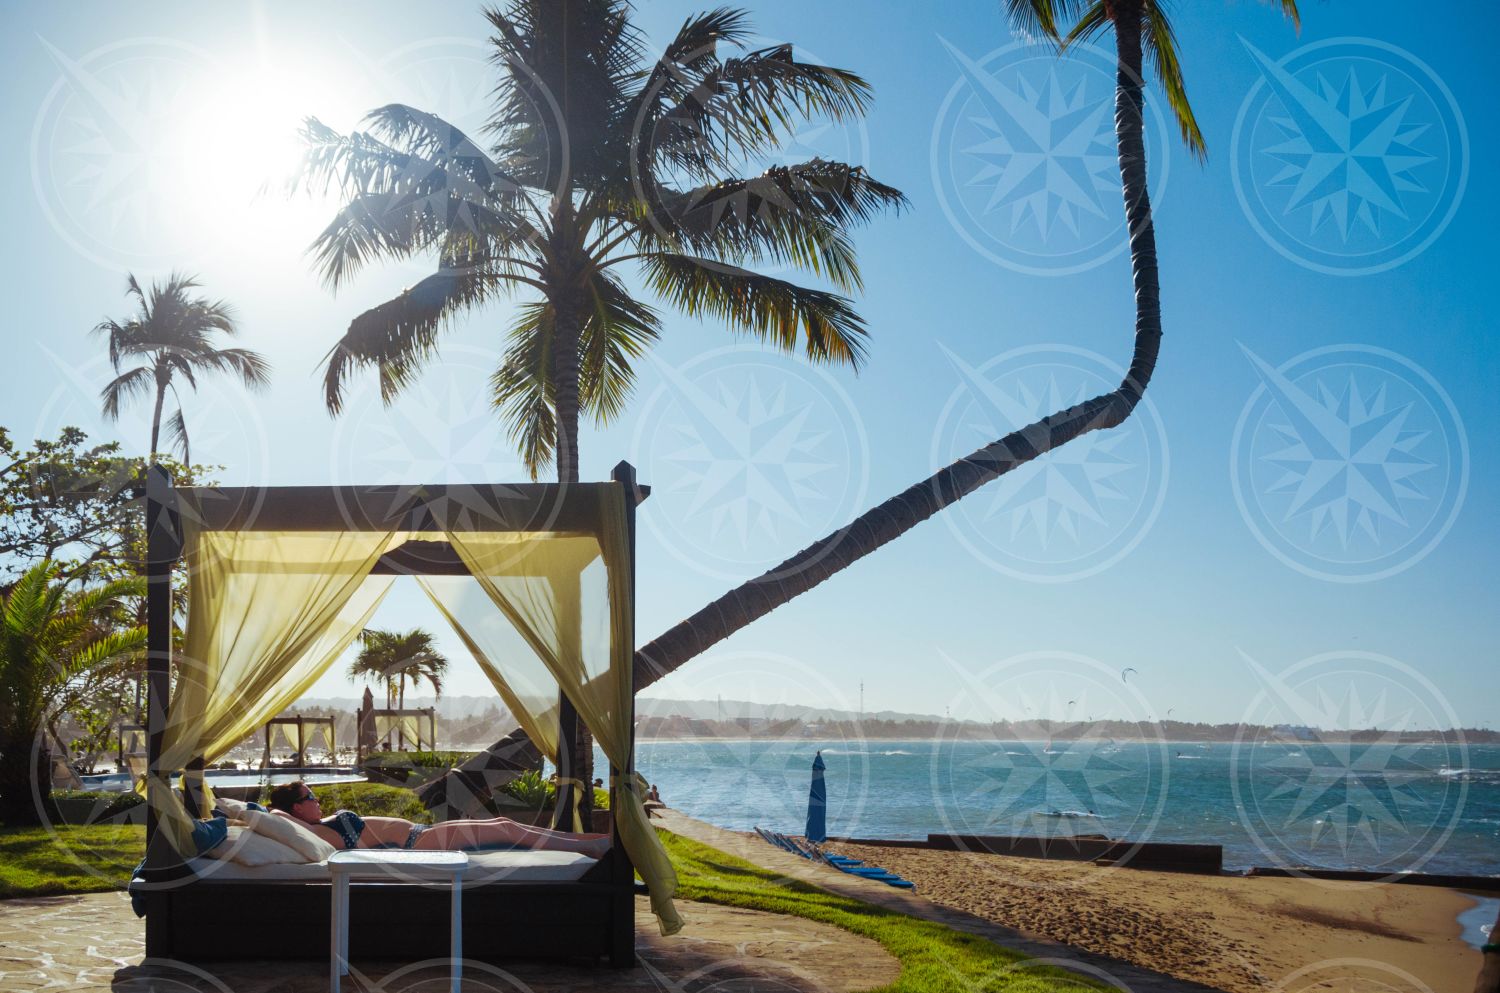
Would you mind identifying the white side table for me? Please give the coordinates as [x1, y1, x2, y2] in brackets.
[328, 849, 469, 993]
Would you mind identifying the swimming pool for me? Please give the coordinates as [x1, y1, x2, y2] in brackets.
[77, 768, 368, 792]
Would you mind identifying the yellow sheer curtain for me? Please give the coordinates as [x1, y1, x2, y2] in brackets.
[151, 529, 398, 853]
[417, 576, 561, 762]
[445, 487, 681, 936]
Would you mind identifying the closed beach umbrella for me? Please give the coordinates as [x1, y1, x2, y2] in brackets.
[806, 751, 827, 842]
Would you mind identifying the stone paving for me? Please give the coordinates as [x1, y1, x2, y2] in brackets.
[0, 889, 898, 993]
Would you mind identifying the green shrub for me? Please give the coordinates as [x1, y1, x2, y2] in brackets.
[489, 772, 609, 812]
[498, 769, 554, 808]
[257, 782, 431, 823]
[361, 750, 474, 770]
[50, 790, 144, 819]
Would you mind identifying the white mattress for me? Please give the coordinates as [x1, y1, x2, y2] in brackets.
[151, 849, 597, 885]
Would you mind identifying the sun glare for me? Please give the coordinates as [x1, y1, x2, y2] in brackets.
[170, 59, 360, 260]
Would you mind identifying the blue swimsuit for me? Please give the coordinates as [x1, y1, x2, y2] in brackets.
[320, 810, 366, 849]
[320, 809, 427, 849]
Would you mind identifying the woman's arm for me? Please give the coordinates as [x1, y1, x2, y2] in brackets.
[269, 809, 345, 848]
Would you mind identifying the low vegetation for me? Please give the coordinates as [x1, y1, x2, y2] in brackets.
[0, 824, 144, 899]
[662, 830, 1106, 993]
[360, 750, 476, 770]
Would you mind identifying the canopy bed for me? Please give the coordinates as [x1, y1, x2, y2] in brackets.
[135, 462, 678, 966]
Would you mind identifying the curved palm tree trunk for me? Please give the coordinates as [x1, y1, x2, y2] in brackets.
[633, 3, 1159, 690]
[424, 9, 1164, 808]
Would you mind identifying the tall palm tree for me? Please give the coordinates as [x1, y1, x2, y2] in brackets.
[0, 562, 144, 825]
[94, 273, 271, 463]
[297, 2, 904, 483]
[624, 0, 1302, 688]
[299, 1, 904, 815]
[347, 628, 449, 749]
[427, 0, 1303, 805]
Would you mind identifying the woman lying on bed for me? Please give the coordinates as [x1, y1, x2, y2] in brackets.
[266, 781, 611, 858]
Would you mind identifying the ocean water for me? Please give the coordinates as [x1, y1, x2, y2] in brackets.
[630, 737, 1500, 876]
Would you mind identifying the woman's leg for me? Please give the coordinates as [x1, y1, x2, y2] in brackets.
[415, 818, 610, 857]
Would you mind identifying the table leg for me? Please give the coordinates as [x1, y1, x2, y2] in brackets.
[338, 875, 351, 976]
[450, 874, 463, 993]
[329, 873, 342, 993]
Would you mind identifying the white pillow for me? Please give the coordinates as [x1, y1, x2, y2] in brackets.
[247, 808, 339, 862]
[200, 825, 309, 866]
[212, 795, 249, 820]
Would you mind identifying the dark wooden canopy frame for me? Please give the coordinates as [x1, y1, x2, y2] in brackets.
[141, 463, 647, 967]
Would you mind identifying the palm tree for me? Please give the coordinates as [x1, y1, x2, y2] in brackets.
[427, 0, 1303, 805]
[298, 1, 904, 815]
[347, 628, 449, 750]
[297, 2, 904, 483]
[0, 562, 144, 825]
[621, 0, 1303, 688]
[94, 273, 271, 463]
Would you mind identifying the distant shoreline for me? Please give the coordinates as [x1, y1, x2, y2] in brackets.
[635, 735, 1486, 746]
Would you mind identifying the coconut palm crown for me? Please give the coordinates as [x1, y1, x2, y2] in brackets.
[296, 1, 906, 482]
[94, 273, 270, 464]
[347, 628, 449, 709]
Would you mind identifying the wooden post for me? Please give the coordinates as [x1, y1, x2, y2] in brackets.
[609, 461, 640, 967]
[553, 697, 579, 831]
[142, 464, 181, 956]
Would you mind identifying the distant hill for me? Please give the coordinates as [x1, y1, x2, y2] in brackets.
[635, 697, 947, 724]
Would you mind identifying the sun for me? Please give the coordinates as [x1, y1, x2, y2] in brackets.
[168, 57, 363, 258]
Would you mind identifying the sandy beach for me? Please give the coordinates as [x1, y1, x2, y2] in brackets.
[832, 841, 1481, 993]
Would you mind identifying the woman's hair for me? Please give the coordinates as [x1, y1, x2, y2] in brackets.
[267, 780, 309, 813]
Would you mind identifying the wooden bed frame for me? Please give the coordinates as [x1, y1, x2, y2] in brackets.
[140, 464, 647, 967]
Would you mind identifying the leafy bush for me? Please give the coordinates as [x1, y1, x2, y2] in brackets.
[361, 750, 475, 770]
[491, 771, 609, 812]
[50, 789, 144, 819]
[257, 782, 431, 823]
[498, 769, 554, 808]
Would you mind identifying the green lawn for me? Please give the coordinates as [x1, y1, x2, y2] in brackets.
[662, 831, 1107, 993]
[0, 824, 144, 899]
[0, 823, 1103, 991]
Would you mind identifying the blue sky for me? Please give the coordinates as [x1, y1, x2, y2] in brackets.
[3, 1, 1495, 729]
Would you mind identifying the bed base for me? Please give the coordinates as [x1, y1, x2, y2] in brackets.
[143, 858, 636, 967]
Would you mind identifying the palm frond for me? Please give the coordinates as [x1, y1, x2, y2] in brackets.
[644, 253, 867, 368]
[323, 267, 511, 414]
[491, 302, 557, 479]
[164, 406, 190, 464]
[99, 365, 155, 421]
[640, 161, 907, 290]
[189, 347, 273, 390]
[1143, 5, 1205, 160]
[641, 45, 874, 178]
[578, 273, 661, 424]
